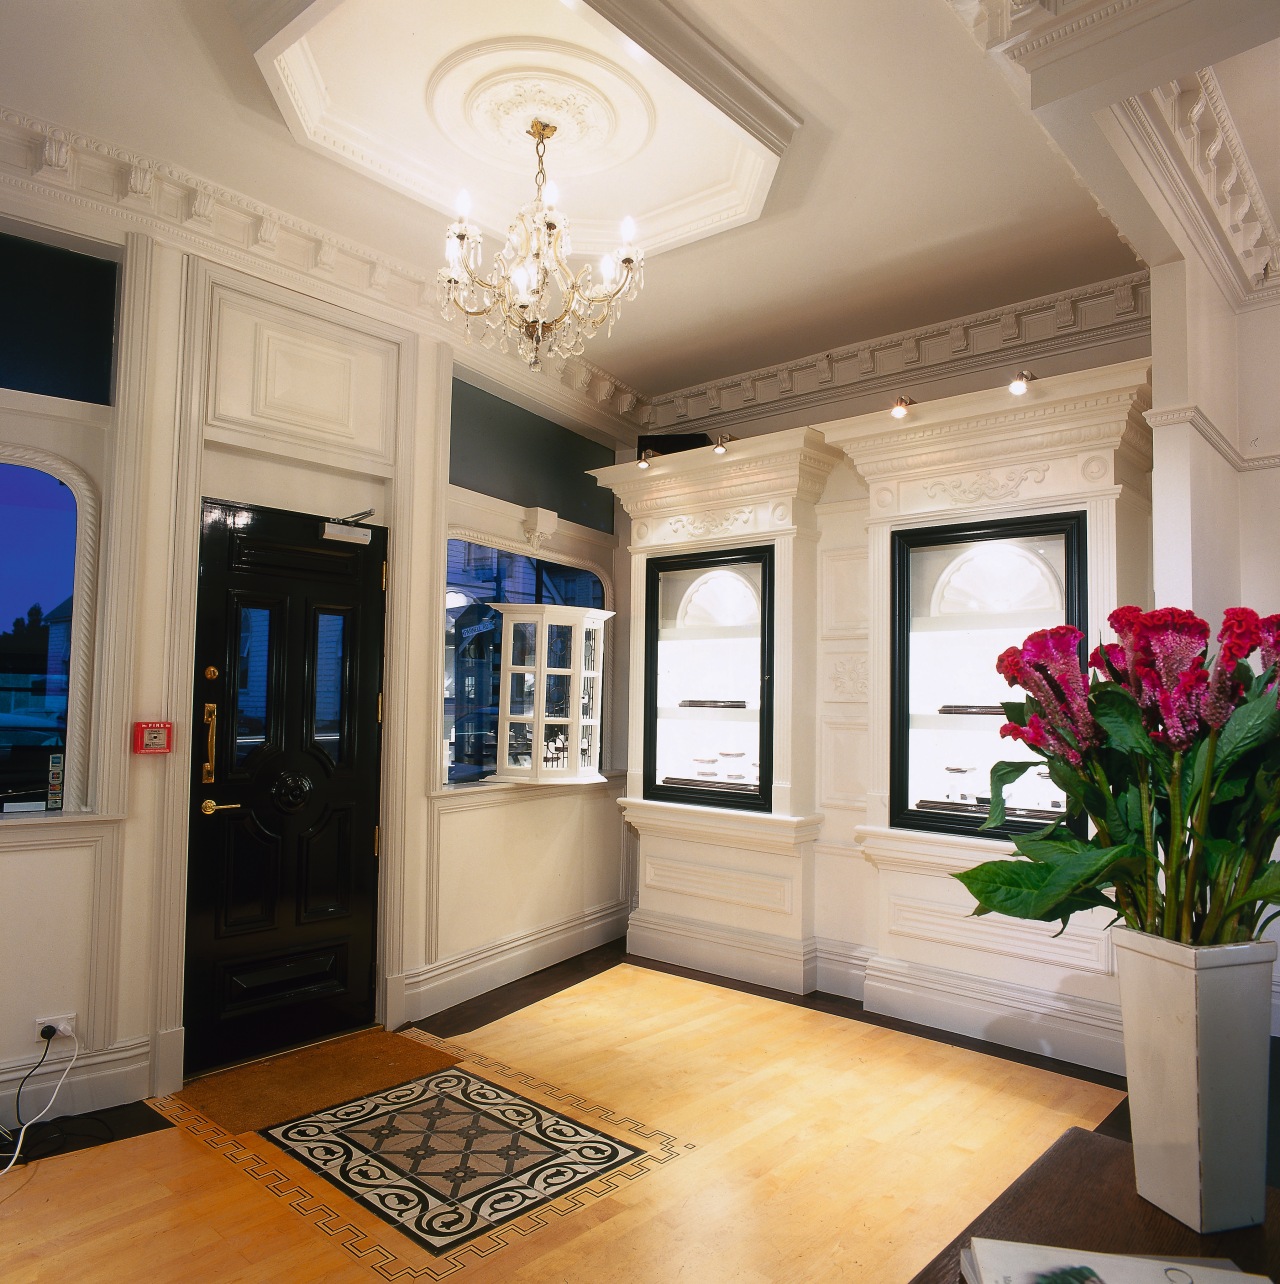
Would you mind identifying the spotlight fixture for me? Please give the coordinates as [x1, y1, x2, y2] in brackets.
[637, 449, 656, 470]
[438, 119, 644, 372]
[890, 396, 914, 419]
[1008, 370, 1036, 396]
[713, 434, 731, 455]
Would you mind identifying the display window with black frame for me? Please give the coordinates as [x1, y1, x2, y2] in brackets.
[890, 511, 1087, 838]
[643, 545, 774, 812]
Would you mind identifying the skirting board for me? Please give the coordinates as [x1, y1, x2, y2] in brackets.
[627, 908, 817, 994]
[815, 936, 875, 1001]
[0, 1037, 151, 1130]
[863, 955, 1126, 1075]
[405, 903, 629, 1021]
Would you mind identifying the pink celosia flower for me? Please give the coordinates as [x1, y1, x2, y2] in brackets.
[1259, 615, 1280, 676]
[1203, 607, 1261, 728]
[1122, 608, 1210, 746]
[1001, 712, 1082, 766]
[1089, 642, 1126, 677]
[995, 626, 1095, 757]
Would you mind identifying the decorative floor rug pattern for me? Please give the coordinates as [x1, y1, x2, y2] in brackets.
[148, 1030, 681, 1280]
[263, 1067, 644, 1254]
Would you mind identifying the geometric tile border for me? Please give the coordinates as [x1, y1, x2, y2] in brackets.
[148, 1030, 682, 1281]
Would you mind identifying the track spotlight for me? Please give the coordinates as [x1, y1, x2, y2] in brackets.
[890, 396, 914, 419]
[713, 434, 731, 455]
[637, 449, 656, 470]
[1009, 370, 1036, 396]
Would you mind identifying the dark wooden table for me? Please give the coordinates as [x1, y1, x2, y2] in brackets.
[910, 1128, 1280, 1282]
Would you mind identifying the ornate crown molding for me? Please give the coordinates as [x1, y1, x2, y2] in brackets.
[593, 429, 843, 520]
[0, 104, 643, 443]
[1122, 73, 1279, 306]
[1145, 404, 1280, 473]
[636, 272, 1149, 432]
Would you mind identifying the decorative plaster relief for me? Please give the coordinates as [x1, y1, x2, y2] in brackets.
[821, 549, 868, 637]
[645, 855, 793, 914]
[921, 463, 1049, 504]
[820, 716, 870, 811]
[667, 507, 753, 539]
[887, 894, 1113, 975]
[827, 653, 869, 702]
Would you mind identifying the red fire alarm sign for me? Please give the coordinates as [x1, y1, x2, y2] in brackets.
[133, 721, 173, 754]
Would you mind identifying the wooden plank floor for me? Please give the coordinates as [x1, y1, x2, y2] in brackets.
[0, 964, 1122, 1282]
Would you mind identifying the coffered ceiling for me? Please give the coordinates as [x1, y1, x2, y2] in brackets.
[0, 2, 1273, 401]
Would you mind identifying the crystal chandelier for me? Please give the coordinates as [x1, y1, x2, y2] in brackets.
[437, 119, 644, 372]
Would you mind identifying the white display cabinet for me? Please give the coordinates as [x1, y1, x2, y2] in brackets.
[492, 603, 613, 784]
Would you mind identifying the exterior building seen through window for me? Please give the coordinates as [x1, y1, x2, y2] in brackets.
[0, 462, 77, 812]
[445, 538, 604, 783]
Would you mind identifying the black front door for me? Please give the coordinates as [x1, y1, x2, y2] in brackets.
[184, 499, 386, 1075]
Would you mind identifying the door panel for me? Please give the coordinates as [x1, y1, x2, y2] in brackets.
[184, 499, 385, 1075]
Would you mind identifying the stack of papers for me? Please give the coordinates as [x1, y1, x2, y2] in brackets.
[959, 1238, 1273, 1284]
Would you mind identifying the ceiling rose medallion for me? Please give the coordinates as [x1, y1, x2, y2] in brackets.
[438, 118, 644, 372]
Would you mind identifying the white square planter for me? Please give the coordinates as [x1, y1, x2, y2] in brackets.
[1113, 926, 1277, 1233]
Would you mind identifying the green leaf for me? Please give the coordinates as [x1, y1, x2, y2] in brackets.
[1229, 862, 1280, 915]
[1091, 685, 1162, 762]
[1013, 835, 1091, 865]
[1200, 837, 1243, 883]
[980, 759, 1038, 829]
[955, 860, 1054, 919]
[1214, 692, 1280, 780]
[1002, 700, 1028, 726]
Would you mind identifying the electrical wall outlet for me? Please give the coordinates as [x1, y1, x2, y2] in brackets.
[34, 1014, 76, 1040]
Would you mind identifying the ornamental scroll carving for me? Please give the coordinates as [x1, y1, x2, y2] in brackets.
[923, 463, 1049, 505]
[667, 508, 753, 538]
[830, 656, 869, 701]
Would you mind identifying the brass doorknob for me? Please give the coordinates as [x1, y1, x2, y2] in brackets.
[200, 799, 241, 815]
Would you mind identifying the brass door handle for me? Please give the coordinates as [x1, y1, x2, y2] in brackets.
[203, 702, 217, 784]
[200, 799, 241, 815]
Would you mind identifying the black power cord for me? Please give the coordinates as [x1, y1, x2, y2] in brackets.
[14, 1028, 56, 1127]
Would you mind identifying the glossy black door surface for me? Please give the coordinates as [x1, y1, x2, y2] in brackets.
[184, 500, 386, 1075]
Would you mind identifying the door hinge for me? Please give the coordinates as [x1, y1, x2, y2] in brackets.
[374, 825, 380, 858]
[377, 692, 383, 724]
[382, 560, 388, 592]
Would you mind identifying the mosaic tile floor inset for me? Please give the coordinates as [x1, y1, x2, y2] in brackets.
[263, 1068, 644, 1254]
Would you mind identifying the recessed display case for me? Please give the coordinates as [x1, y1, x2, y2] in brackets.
[493, 603, 613, 784]
[643, 546, 773, 811]
[890, 511, 1087, 837]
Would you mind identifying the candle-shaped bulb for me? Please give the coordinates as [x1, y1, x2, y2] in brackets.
[599, 254, 616, 286]
[620, 215, 636, 243]
[544, 179, 560, 208]
[456, 189, 472, 219]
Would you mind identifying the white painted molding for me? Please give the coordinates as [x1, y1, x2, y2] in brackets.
[0, 1036, 150, 1127]
[1145, 404, 1280, 472]
[637, 272, 1151, 432]
[887, 894, 1115, 975]
[404, 901, 629, 1019]
[627, 906, 817, 994]
[863, 954, 1125, 1073]
[814, 936, 876, 1000]
[1113, 83, 1278, 310]
[619, 797, 824, 856]
[0, 103, 641, 443]
[644, 853, 794, 914]
[593, 426, 844, 537]
[0, 441, 98, 814]
[856, 823, 1014, 875]
[582, 0, 802, 157]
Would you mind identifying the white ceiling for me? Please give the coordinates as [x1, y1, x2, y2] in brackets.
[3, 0, 1268, 400]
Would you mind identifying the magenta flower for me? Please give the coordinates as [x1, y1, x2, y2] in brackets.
[1260, 615, 1280, 676]
[997, 626, 1096, 757]
[1001, 713, 1081, 765]
[1203, 607, 1261, 728]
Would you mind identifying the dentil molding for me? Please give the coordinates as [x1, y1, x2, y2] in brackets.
[637, 272, 1150, 432]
